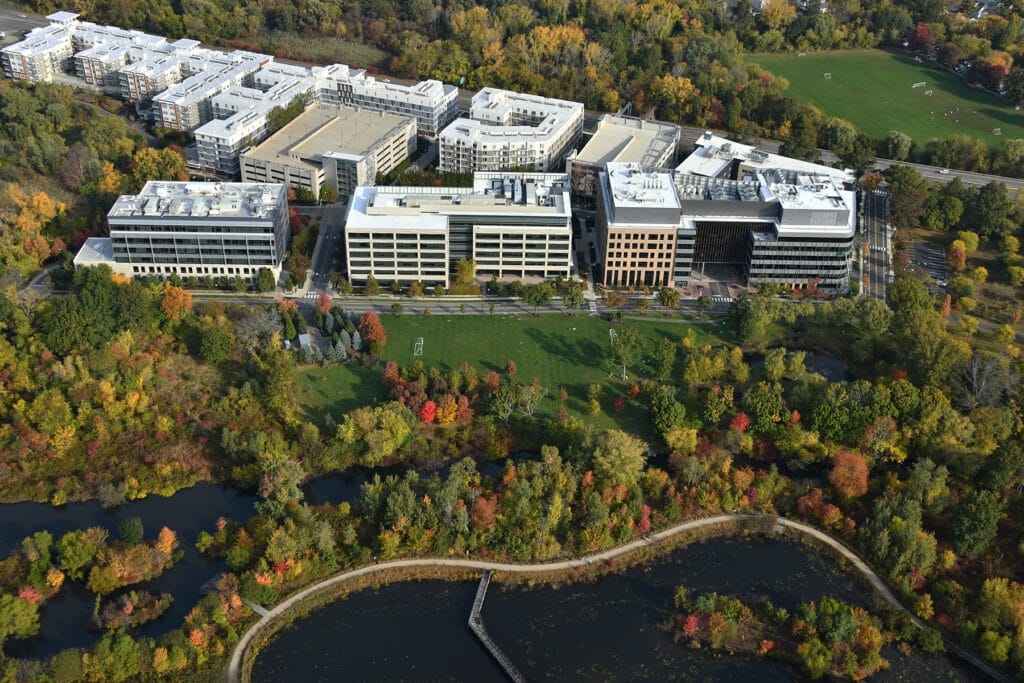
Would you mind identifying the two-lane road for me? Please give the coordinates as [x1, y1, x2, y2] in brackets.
[863, 190, 891, 300]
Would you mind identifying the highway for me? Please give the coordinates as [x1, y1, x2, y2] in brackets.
[863, 190, 891, 301]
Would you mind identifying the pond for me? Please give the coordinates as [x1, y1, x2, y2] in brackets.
[749, 350, 854, 382]
[251, 536, 980, 682]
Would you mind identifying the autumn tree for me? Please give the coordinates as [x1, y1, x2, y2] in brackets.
[948, 239, 967, 274]
[358, 311, 387, 355]
[592, 429, 648, 489]
[160, 284, 192, 321]
[317, 292, 332, 314]
[829, 450, 869, 498]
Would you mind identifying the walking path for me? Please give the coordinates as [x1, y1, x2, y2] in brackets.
[225, 513, 1009, 683]
[468, 570, 525, 682]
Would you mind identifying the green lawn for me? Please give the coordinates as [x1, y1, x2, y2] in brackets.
[751, 49, 1024, 145]
[298, 314, 731, 437]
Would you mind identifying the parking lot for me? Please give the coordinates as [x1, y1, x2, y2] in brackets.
[0, 9, 47, 45]
[909, 242, 948, 286]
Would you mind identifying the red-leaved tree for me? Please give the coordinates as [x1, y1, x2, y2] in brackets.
[730, 412, 750, 432]
[829, 449, 869, 498]
[359, 311, 387, 355]
[420, 400, 437, 423]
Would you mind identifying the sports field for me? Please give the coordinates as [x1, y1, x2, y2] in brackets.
[752, 49, 1024, 145]
[298, 314, 728, 435]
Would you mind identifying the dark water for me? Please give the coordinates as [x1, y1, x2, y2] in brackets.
[252, 537, 979, 682]
[750, 350, 854, 382]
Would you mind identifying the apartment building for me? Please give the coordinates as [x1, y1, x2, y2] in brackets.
[343, 172, 571, 285]
[0, 11, 77, 82]
[96, 181, 290, 281]
[345, 77, 458, 137]
[567, 114, 681, 197]
[595, 161, 855, 291]
[241, 104, 416, 198]
[152, 50, 269, 131]
[439, 88, 583, 173]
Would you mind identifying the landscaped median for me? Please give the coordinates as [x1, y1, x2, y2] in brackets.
[227, 513, 953, 683]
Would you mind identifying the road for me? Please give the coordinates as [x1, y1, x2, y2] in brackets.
[0, 9, 47, 43]
[225, 512, 1010, 683]
[299, 205, 347, 296]
[863, 190, 891, 300]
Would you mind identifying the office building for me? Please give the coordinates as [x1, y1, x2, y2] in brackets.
[439, 88, 583, 173]
[90, 181, 291, 281]
[567, 114, 681, 197]
[241, 104, 416, 198]
[596, 160, 855, 291]
[343, 172, 572, 285]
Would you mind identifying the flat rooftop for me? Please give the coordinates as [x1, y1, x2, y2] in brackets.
[108, 182, 285, 220]
[243, 104, 413, 169]
[73, 236, 115, 265]
[678, 132, 854, 183]
[604, 163, 680, 210]
[347, 173, 571, 230]
[574, 115, 680, 167]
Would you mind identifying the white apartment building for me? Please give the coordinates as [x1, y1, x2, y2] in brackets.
[82, 181, 292, 282]
[343, 172, 572, 286]
[152, 50, 269, 131]
[3, 12, 460, 178]
[195, 68, 317, 175]
[241, 104, 416, 198]
[439, 88, 583, 174]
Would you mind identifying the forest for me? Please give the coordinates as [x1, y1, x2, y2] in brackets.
[0, 81, 187, 284]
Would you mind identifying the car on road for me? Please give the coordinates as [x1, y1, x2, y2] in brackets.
[18, 13, 25, 17]
[938, 168, 950, 175]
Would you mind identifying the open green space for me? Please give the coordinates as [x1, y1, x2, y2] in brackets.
[751, 49, 1024, 145]
[298, 314, 729, 436]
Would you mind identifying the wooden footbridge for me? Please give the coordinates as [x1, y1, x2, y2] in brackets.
[468, 570, 526, 682]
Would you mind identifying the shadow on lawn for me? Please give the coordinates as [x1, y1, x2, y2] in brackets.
[521, 327, 606, 373]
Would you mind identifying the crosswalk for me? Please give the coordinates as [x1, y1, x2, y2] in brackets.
[712, 295, 732, 303]
[303, 292, 320, 299]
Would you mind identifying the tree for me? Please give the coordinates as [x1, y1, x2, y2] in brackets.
[454, 258, 476, 286]
[317, 293, 332, 314]
[967, 182, 1013, 239]
[948, 240, 967, 274]
[884, 165, 931, 230]
[592, 429, 648, 488]
[118, 517, 144, 544]
[516, 378, 548, 416]
[358, 311, 387, 355]
[0, 593, 39, 646]
[829, 450, 869, 498]
[658, 287, 680, 310]
[697, 295, 713, 319]
[608, 326, 645, 380]
[759, 0, 797, 29]
[950, 489, 1002, 556]
[199, 323, 232, 365]
[255, 268, 276, 293]
[563, 283, 584, 314]
[435, 394, 458, 426]
[160, 284, 191, 321]
[362, 275, 380, 297]
[521, 282, 554, 314]
[880, 130, 913, 161]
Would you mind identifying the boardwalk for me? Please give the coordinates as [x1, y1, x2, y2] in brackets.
[226, 513, 1009, 683]
[468, 570, 526, 682]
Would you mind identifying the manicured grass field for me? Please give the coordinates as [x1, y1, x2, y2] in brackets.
[298, 314, 730, 436]
[751, 49, 1024, 145]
